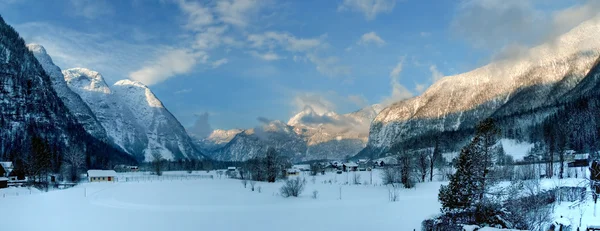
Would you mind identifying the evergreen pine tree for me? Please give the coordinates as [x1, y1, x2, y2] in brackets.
[439, 118, 500, 211]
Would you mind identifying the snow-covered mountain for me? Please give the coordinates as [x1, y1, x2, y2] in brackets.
[359, 16, 600, 158]
[26, 44, 109, 142]
[207, 104, 382, 162]
[62, 68, 203, 161]
[192, 129, 243, 151]
[0, 15, 133, 167]
[112, 79, 202, 161]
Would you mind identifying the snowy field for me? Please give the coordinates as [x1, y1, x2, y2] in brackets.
[0, 170, 444, 231]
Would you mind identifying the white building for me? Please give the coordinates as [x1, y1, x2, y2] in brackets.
[87, 170, 117, 182]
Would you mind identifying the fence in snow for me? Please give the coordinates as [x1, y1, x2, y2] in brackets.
[121, 174, 214, 182]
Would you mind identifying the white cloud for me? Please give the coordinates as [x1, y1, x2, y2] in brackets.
[193, 26, 229, 50]
[247, 32, 325, 52]
[68, 0, 114, 20]
[211, 58, 229, 68]
[307, 54, 351, 77]
[16, 22, 157, 84]
[429, 65, 444, 82]
[216, 0, 266, 27]
[420, 32, 431, 37]
[248, 51, 284, 61]
[452, 0, 600, 55]
[129, 49, 201, 86]
[293, 55, 308, 63]
[293, 93, 336, 115]
[338, 0, 397, 20]
[548, 1, 600, 40]
[389, 60, 403, 80]
[415, 83, 426, 93]
[382, 60, 413, 106]
[452, 0, 541, 49]
[187, 112, 213, 138]
[357, 31, 386, 47]
[176, 0, 214, 30]
[348, 95, 369, 108]
[174, 88, 192, 94]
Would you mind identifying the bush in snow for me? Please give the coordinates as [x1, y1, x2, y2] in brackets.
[280, 178, 305, 198]
[312, 190, 318, 199]
[250, 181, 256, 191]
[241, 179, 247, 188]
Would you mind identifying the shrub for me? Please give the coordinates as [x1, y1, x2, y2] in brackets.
[280, 178, 305, 198]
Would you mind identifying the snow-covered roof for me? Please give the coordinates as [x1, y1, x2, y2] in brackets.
[574, 153, 589, 160]
[87, 170, 117, 177]
[227, 167, 236, 170]
[344, 162, 358, 167]
[0, 177, 8, 181]
[293, 164, 310, 169]
[0, 162, 13, 170]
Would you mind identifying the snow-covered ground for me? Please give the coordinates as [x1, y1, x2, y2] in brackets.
[0, 170, 443, 231]
[500, 139, 534, 161]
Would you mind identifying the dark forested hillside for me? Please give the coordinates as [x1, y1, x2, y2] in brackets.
[0, 15, 135, 174]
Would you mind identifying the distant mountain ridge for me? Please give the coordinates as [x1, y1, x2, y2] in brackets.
[199, 104, 382, 162]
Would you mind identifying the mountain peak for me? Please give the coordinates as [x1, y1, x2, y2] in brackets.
[113, 79, 163, 108]
[114, 79, 148, 89]
[63, 68, 111, 94]
[26, 44, 47, 55]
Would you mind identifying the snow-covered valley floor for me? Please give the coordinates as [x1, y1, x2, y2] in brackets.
[0, 170, 443, 231]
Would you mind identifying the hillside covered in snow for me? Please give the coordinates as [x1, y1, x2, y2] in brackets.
[359, 16, 600, 159]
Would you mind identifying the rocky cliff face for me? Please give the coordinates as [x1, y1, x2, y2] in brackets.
[27, 44, 109, 142]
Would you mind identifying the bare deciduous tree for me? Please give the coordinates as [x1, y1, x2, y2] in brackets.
[352, 172, 361, 185]
[280, 178, 305, 198]
[417, 149, 430, 183]
[429, 140, 441, 182]
[64, 146, 85, 182]
[381, 166, 400, 185]
[151, 152, 164, 176]
[388, 185, 400, 202]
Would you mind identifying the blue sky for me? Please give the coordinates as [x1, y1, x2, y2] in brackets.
[1, 0, 598, 132]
